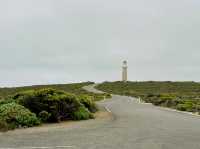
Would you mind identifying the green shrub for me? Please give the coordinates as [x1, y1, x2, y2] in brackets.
[0, 103, 40, 129]
[176, 102, 194, 112]
[13, 88, 93, 122]
[38, 111, 51, 122]
[72, 107, 94, 120]
[0, 98, 14, 106]
[177, 104, 187, 111]
[78, 95, 97, 113]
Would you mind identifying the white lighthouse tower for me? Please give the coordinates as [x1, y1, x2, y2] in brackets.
[122, 60, 128, 82]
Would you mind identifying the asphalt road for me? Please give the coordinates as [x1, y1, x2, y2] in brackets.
[0, 85, 200, 149]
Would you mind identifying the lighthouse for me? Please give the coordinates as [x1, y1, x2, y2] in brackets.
[122, 60, 128, 82]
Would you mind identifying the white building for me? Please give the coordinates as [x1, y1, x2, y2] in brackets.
[122, 61, 128, 82]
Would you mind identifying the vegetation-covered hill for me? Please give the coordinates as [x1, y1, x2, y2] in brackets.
[0, 82, 110, 101]
[96, 81, 200, 114]
[0, 82, 110, 132]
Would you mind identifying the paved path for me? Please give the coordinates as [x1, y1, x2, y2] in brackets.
[0, 85, 200, 149]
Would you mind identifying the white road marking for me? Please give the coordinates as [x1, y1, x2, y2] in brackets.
[101, 96, 107, 102]
[138, 97, 141, 103]
[105, 106, 111, 113]
[137, 97, 151, 104]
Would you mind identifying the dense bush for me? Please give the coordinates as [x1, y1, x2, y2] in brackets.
[78, 95, 97, 113]
[142, 94, 181, 107]
[72, 107, 94, 120]
[38, 111, 51, 122]
[0, 98, 14, 106]
[12, 88, 94, 122]
[177, 104, 190, 111]
[0, 103, 40, 130]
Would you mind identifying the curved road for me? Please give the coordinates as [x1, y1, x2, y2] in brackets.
[0, 85, 200, 149]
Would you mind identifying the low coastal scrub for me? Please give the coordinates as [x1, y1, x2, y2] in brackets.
[96, 81, 200, 114]
[0, 86, 100, 132]
[78, 95, 98, 113]
[0, 102, 40, 131]
[12, 88, 85, 122]
[142, 94, 200, 113]
[72, 107, 94, 120]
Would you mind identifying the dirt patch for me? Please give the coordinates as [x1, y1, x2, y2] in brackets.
[94, 110, 112, 120]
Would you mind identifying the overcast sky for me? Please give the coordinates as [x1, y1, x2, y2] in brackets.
[0, 0, 200, 87]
